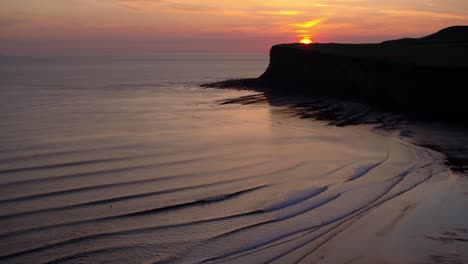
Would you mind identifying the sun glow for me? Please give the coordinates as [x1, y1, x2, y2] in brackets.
[300, 38, 312, 44]
[3, 0, 467, 54]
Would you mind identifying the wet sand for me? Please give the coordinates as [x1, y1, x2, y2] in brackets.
[1, 53, 467, 263]
[1, 87, 466, 263]
[211, 94, 468, 264]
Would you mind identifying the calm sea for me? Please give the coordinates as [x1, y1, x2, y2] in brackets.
[0, 54, 268, 150]
[0, 54, 447, 263]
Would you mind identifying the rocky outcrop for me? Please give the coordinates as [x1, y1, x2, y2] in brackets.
[258, 26, 468, 121]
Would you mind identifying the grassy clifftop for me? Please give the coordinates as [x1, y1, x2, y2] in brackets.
[257, 26, 468, 121]
[205, 26, 468, 123]
[271, 26, 468, 68]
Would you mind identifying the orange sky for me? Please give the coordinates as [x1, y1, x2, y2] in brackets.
[1, 0, 467, 54]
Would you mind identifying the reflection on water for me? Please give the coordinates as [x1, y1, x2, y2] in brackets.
[0, 54, 452, 263]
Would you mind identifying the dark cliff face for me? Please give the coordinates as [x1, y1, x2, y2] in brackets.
[258, 27, 468, 121]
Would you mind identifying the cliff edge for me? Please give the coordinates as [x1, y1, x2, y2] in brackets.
[246, 26, 468, 121]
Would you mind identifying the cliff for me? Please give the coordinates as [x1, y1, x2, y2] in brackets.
[257, 26, 468, 121]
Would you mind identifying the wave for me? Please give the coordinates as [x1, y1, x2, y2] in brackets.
[0, 104, 450, 264]
[346, 153, 389, 181]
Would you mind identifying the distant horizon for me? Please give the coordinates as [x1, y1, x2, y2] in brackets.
[0, 51, 272, 58]
[1, 0, 467, 55]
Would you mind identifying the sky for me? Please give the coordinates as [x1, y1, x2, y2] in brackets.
[1, 0, 467, 54]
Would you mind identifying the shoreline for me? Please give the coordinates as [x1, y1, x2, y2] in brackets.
[203, 27, 468, 126]
[204, 82, 468, 175]
[205, 87, 468, 263]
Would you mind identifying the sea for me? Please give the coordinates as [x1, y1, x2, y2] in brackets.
[0, 54, 463, 263]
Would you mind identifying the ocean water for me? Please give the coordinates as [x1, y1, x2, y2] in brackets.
[0, 54, 451, 263]
[0, 54, 267, 150]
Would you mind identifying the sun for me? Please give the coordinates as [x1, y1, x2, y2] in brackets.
[300, 38, 312, 44]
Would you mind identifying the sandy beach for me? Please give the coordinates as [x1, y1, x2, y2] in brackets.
[3, 1, 468, 262]
[1, 54, 467, 264]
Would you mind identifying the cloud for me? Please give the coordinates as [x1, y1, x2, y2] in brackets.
[381, 9, 468, 20]
[293, 19, 324, 28]
[257, 10, 303, 16]
[117, 0, 219, 13]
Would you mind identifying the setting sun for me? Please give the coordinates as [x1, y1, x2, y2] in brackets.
[300, 38, 312, 44]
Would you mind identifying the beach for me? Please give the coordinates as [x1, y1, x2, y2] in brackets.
[0, 54, 467, 263]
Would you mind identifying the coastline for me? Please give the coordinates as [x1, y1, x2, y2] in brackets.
[206, 90, 468, 263]
[202, 30, 468, 260]
[205, 26, 468, 124]
[5, 84, 462, 263]
[203, 26, 468, 174]
[2, 45, 467, 263]
[205, 86, 468, 175]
